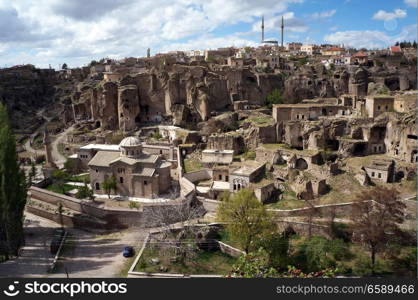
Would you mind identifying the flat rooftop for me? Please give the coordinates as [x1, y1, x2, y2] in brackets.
[231, 161, 264, 176]
[365, 159, 393, 171]
[80, 144, 120, 151]
[212, 181, 230, 191]
[203, 149, 234, 154]
[273, 103, 339, 109]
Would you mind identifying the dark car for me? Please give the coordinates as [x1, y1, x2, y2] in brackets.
[123, 246, 134, 258]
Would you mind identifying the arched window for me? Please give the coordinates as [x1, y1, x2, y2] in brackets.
[95, 182, 100, 190]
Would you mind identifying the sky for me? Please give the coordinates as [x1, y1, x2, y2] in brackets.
[0, 0, 416, 68]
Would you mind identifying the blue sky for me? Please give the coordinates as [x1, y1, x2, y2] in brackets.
[0, 0, 416, 68]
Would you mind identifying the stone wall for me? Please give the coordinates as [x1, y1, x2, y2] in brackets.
[198, 197, 369, 219]
[276, 221, 331, 238]
[28, 187, 197, 228]
[26, 206, 106, 229]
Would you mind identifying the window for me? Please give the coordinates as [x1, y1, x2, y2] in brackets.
[120, 177, 124, 184]
[385, 105, 388, 110]
[371, 172, 375, 177]
[160, 150, 163, 155]
[95, 169, 98, 173]
[219, 175, 222, 180]
[378, 173, 382, 179]
[377, 106, 381, 110]
[237, 184, 241, 190]
[233, 184, 236, 190]
[144, 180, 147, 186]
[95, 182, 100, 190]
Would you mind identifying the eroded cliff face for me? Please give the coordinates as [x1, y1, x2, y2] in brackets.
[0, 65, 59, 131]
[63, 65, 285, 132]
[282, 64, 416, 103]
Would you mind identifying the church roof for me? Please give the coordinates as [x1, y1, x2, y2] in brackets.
[133, 168, 156, 177]
[88, 151, 120, 167]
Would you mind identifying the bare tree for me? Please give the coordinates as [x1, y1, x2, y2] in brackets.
[301, 200, 320, 238]
[350, 186, 405, 275]
[144, 197, 206, 263]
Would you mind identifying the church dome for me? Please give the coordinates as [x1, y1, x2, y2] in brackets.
[119, 136, 141, 147]
[119, 136, 142, 158]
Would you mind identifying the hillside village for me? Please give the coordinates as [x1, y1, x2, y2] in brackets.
[1, 39, 417, 278]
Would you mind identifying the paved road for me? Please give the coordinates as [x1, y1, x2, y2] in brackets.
[0, 213, 59, 278]
[52, 228, 149, 278]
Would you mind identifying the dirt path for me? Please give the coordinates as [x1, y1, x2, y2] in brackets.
[50, 125, 74, 169]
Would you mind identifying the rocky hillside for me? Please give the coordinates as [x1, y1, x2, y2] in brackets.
[0, 65, 60, 132]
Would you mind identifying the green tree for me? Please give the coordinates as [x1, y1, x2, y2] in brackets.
[102, 176, 117, 199]
[216, 189, 276, 253]
[62, 63, 68, 70]
[257, 233, 289, 269]
[76, 179, 94, 200]
[265, 89, 283, 109]
[0, 102, 27, 258]
[64, 159, 77, 175]
[231, 248, 279, 278]
[52, 170, 69, 194]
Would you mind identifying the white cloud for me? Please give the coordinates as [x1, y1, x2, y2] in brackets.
[404, 0, 417, 8]
[310, 9, 336, 20]
[0, 0, 305, 67]
[324, 24, 417, 49]
[372, 8, 407, 21]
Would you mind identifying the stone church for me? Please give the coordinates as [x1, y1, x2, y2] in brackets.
[88, 136, 172, 198]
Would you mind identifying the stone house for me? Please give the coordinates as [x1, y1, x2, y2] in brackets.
[351, 52, 368, 65]
[227, 57, 244, 68]
[364, 159, 395, 183]
[365, 96, 395, 118]
[253, 181, 277, 203]
[201, 149, 234, 165]
[229, 162, 266, 192]
[272, 103, 348, 122]
[212, 165, 230, 182]
[88, 137, 172, 198]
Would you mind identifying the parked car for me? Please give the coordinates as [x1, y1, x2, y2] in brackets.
[123, 246, 134, 258]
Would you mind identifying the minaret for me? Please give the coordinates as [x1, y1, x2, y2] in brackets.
[281, 16, 284, 48]
[261, 15, 265, 43]
[147, 48, 151, 58]
[43, 127, 57, 170]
